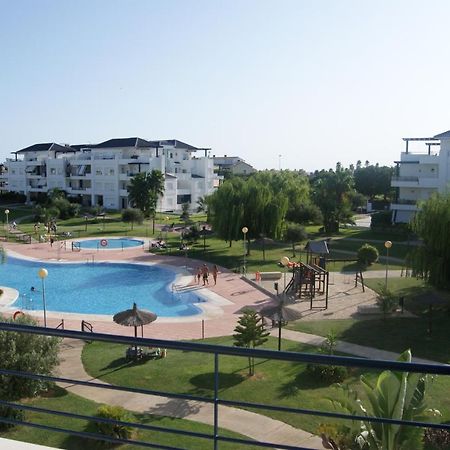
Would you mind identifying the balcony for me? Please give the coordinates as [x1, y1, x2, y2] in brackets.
[390, 200, 419, 211]
[0, 323, 448, 450]
[27, 184, 47, 192]
[391, 175, 439, 189]
[69, 187, 91, 194]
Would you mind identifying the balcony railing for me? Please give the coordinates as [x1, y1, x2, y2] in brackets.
[0, 323, 449, 450]
[391, 176, 419, 182]
[393, 199, 418, 205]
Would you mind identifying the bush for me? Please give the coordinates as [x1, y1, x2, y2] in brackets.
[317, 423, 359, 450]
[0, 406, 25, 431]
[90, 405, 133, 446]
[424, 427, 450, 449]
[0, 315, 60, 401]
[305, 364, 347, 383]
[121, 208, 144, 229]
[357, 243, 379, 266]
[51, 197, 80, 219]
[376, 287, 398, 317]
[370, 210, 392, 228]
[0, 192, 26, 204]
[306, 332, 348, 384]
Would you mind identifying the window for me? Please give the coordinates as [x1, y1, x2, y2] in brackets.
[50, 168, 56, 175]
[96, 170, 102, 176]
[109, 169, 115, 176]
[177, 194, 191, 204]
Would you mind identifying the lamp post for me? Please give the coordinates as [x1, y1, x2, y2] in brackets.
[4, 209, 9, 236]
[281, 256, 290, 299]
[165, 216, 170, 252]
[242, 226, 248, 275]
[38, 268, 48, 327]
[384, 240, 392, 290]
[202, 225, 207, 252]
[84, 215, 88, 232]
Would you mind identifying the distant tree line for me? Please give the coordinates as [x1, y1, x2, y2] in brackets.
[205, 162, 393, 243]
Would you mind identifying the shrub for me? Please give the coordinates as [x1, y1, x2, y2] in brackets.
[317, 423, 359, 450]
[357, 243, 379, 266]
[91, 405, 133, 445]
[424, 427, 450, 449]
[306, 332, 348, 384]
[370, 210, 392, 228]
[0, 405, 25, 431]
[305, 364, 347, 383]
[121, 208, 144, 229]
[0, 314, 60, 400]
[376, 287, 398, 317]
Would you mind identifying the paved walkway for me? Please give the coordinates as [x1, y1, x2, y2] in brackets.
[0, 241, 424, 449]
[274, 329, 441, 365]
[57, 339, 322, 449]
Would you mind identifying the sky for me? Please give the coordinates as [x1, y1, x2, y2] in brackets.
[1, 0, 450, 172]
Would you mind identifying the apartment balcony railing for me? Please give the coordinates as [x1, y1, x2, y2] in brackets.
[393, 199, 418, 205]
[0, 323, 448, 450]
[392, 176, 419, 182]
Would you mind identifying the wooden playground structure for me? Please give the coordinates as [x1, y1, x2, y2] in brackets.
[284, 257, 330, 310]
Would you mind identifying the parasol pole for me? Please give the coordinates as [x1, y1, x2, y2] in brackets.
[278, 315, 282, 351]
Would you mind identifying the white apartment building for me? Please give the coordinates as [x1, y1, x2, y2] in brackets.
[1, 138, 221, 212]
[391, 130, 450, 223]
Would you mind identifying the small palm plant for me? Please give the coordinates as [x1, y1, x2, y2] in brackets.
[331, 350, 440, 450]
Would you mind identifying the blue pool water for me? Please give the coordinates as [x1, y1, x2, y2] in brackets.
[1, 256, 202, 317]
[76, 238, 144, 249]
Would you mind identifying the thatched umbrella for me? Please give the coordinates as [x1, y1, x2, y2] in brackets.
[259, 301, 302, 351]
[113, 303, 157, 358]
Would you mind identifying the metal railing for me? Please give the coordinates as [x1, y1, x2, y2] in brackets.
[0, 323, 449, 450]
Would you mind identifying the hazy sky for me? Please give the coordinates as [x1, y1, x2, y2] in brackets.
[1, 0, 450, 171]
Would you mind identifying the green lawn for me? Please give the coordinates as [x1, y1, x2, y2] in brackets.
[1, 387, 261, 450]
[82, 336, 450, 435]
[5, 206, 412, 273]
[287, 277, 450, 363]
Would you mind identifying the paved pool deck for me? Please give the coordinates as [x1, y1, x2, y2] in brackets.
[0, 240, 403, 340]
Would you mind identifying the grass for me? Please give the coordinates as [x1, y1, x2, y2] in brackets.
[287, 277, 450, 363]
[0, 387, 261, 449]
[82, 336, 450, 434]
[4, 206, 410, 273]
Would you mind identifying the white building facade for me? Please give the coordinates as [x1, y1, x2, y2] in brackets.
[1, 138, 221, 212]
[391, 130, 450, 223]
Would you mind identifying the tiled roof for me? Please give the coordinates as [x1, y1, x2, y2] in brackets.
[433, 130, 450, 139]
[91, 138, 159, 149]
[14, 143, 74, 154]
[150, 140, 199, 150]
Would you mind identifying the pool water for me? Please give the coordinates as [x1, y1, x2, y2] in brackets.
[75, 238, 144, 249]
[1, 257, 203, 317]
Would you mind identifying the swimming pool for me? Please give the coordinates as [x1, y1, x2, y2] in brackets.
[0, 256, 203, 317]
[75, 238, 144, 250]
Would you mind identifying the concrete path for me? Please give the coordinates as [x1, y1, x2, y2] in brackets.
[57, 339, 322, 449]
[276, 329, 441, 365]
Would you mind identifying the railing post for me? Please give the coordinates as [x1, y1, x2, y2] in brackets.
[214, 352, 219, 450]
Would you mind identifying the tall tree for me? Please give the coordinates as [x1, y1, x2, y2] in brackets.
[283, 222, 308, 257]
[127, 170, 165, 217]
[208, 171, 298, 244]
[354, 165, 393, 200]
[312, 166, 354, 233]
[233, 309, 269, 376]
[127, 170, 165, 234]
[410, 193, 450, 289]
